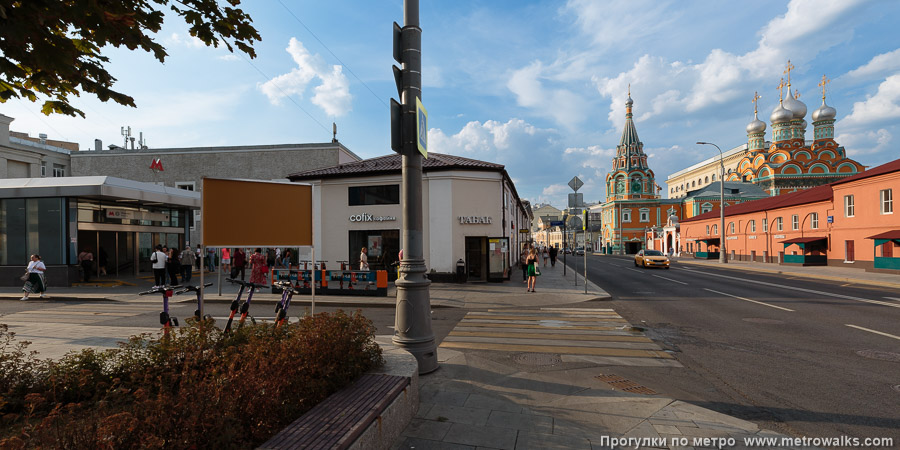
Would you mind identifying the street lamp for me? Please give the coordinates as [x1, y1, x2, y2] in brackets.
[696, 141, 727, 264]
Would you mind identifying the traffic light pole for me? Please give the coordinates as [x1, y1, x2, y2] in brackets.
[393, 0, 438, 375]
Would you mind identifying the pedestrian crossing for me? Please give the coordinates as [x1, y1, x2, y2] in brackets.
[2, 304, 161, 325]
[440, 308, 680, 366]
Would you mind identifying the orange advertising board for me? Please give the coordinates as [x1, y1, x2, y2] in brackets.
[201, 178, 312, 246]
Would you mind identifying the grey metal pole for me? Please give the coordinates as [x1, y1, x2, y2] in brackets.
[697, 142, 727, 264]
[393, 0, 438, 375]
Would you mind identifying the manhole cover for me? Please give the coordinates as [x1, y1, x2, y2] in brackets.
[742, 318, 786, 325]
[596, 374, 658, 395]
[513, 353, 561, 366]
[855, 350, 900, 362]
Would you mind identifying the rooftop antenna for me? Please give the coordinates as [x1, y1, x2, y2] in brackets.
[121, 126, 132, 148]
[332, 122, 338, 143]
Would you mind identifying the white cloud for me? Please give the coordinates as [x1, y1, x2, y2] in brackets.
[837, 128, 893, 157]
[840, 75, 900, 127]
[259, 38, 352, 117]
[542, 184, 569, 196]
[217, 54, 240, 62]
[168, 32, 206, 49]
[563, 0, 679, 48]
[843, 48, 900, 83]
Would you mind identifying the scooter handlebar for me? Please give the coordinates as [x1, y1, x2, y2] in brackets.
[138, 285, 183, 296]
[174, 282, 215, 295]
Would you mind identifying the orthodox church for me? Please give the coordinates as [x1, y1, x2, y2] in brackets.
[730, 63, 865, 194]
[598, 62, 866, 255]
[599, 88, 682, 254]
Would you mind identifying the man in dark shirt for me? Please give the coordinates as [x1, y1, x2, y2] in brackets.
[549, 246, 559, 267]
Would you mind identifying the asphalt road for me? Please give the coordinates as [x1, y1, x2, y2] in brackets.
[566, 254, 900, 443]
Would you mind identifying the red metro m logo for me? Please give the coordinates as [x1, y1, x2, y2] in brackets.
[149, 158, 164, 172]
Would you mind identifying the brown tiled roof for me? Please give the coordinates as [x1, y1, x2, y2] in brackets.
[683, 157, 900, 223]
[682, 184, 833, 223]
[830, 157, 900, 186]
[286, 153, 504, 181]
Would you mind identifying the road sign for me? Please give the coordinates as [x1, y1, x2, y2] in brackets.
[568, 176, 583, 192]
[416, 97, 428, 158]
[550, 220, 564, 227]
[827, 215, 834, 224]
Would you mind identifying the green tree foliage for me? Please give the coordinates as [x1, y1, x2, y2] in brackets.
[0, 0, 261, 117]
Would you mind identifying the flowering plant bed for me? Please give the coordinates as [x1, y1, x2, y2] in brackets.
[0, 310, 383, 449]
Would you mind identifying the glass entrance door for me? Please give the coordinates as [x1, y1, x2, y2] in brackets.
[465, 237, 486, 282]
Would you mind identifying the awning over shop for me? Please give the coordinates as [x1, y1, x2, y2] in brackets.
[693, 238, 720, 243]
[866, 230, 900, 246]
[781, 236, 827, 249]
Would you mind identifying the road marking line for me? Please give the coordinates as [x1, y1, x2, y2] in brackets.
[625, 268, 642, 273]
[704, 288, 795, 312]
[884, 297, 900, 302]
[438, 341, 674, 359]
[651, 274, 688, 285]
[688, 269, 900, 309]
[845, 324, 900, 341]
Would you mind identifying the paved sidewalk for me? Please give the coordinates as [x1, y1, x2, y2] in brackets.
[391, 263, 812, 450]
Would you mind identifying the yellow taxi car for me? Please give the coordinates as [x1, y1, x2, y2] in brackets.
[634, 249, 670, 269]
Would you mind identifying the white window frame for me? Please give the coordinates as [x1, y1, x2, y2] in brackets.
[881, 189, 893, 214]
[52, 166, 65, 177]
[706, 225, 710, 235]
[810, 213, 819, 229]
[775, 217, 783, 231]
[175, 181, 196, 191]
[622, 209, 631, 223]
[762, 218, 768, 232]
[791, 214, 799, 230]
[844, 195, 854, 217]
[712, 224, 718, 235]
[639, 208, 649, 223]
[729, 222, 735, 234]
[701, 202, 713, 214]
[750, 220, 756, 233]
[40, 162, 47, 177]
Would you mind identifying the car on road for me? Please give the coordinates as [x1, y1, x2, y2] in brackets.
[575, 247, 585, 256]
[634, 249, 670, 269]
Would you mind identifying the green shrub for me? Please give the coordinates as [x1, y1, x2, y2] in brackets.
[0, 310, 383, 449]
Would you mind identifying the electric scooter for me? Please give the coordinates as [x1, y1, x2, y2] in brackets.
[175, 282, 214, 323]
[138, 284, 183, 336]
[273, 280, 299, 327]
[224, 278, 267, 333]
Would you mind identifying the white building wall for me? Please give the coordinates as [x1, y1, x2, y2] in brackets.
[428, 176, 454, 272]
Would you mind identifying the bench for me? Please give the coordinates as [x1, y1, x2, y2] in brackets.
[259, 373, 411, 450]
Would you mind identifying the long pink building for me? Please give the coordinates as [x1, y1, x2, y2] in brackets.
[669, 158, 899, 273]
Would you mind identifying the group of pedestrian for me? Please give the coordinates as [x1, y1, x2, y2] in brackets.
[150, 245, 196, 288]
[517, 244, 561, 293]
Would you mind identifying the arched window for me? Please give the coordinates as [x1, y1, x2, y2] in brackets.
[712, 174, 716, 181]
[692, 181, 696, 187]
[729, 222, 735, 233]
[705, 176, 709, 183]
[712, 224, 718, 235]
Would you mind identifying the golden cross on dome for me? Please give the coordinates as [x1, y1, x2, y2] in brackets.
[777, 78, 785, 103]
[627, 83, 631, 96]
[818, 74, 830, 101]
[752, 91, 761, 114]
[784, 60, 795, 86]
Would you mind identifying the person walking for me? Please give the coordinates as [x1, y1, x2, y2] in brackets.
[20, 254, 47, 300]
[359, 247, 369, 270]
[221, 247, 231, 275]
[519, 245, 529, 282]
[542, 245, 549, 267]
[167, 247, 181, 285]
[248, 248, 268, 288]
[232, 248, 246, 280]
[206, 247, 216, 273]
[280, 250, 292, 269]
[151, 245, 167, 288]
[195, 244, 202, 270]
[180, 246, 196, 283]
[266, 248, 277, 270]
[77, 247, 94, 282]
[549, 246, 558, 267]
[526, 248, 540, 292]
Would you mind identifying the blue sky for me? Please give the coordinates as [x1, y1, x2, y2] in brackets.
[4, 0, 900, 209]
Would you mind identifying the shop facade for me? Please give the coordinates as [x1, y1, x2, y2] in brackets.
[288, 153, 531, 282]
[0, 177, 198, 286]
